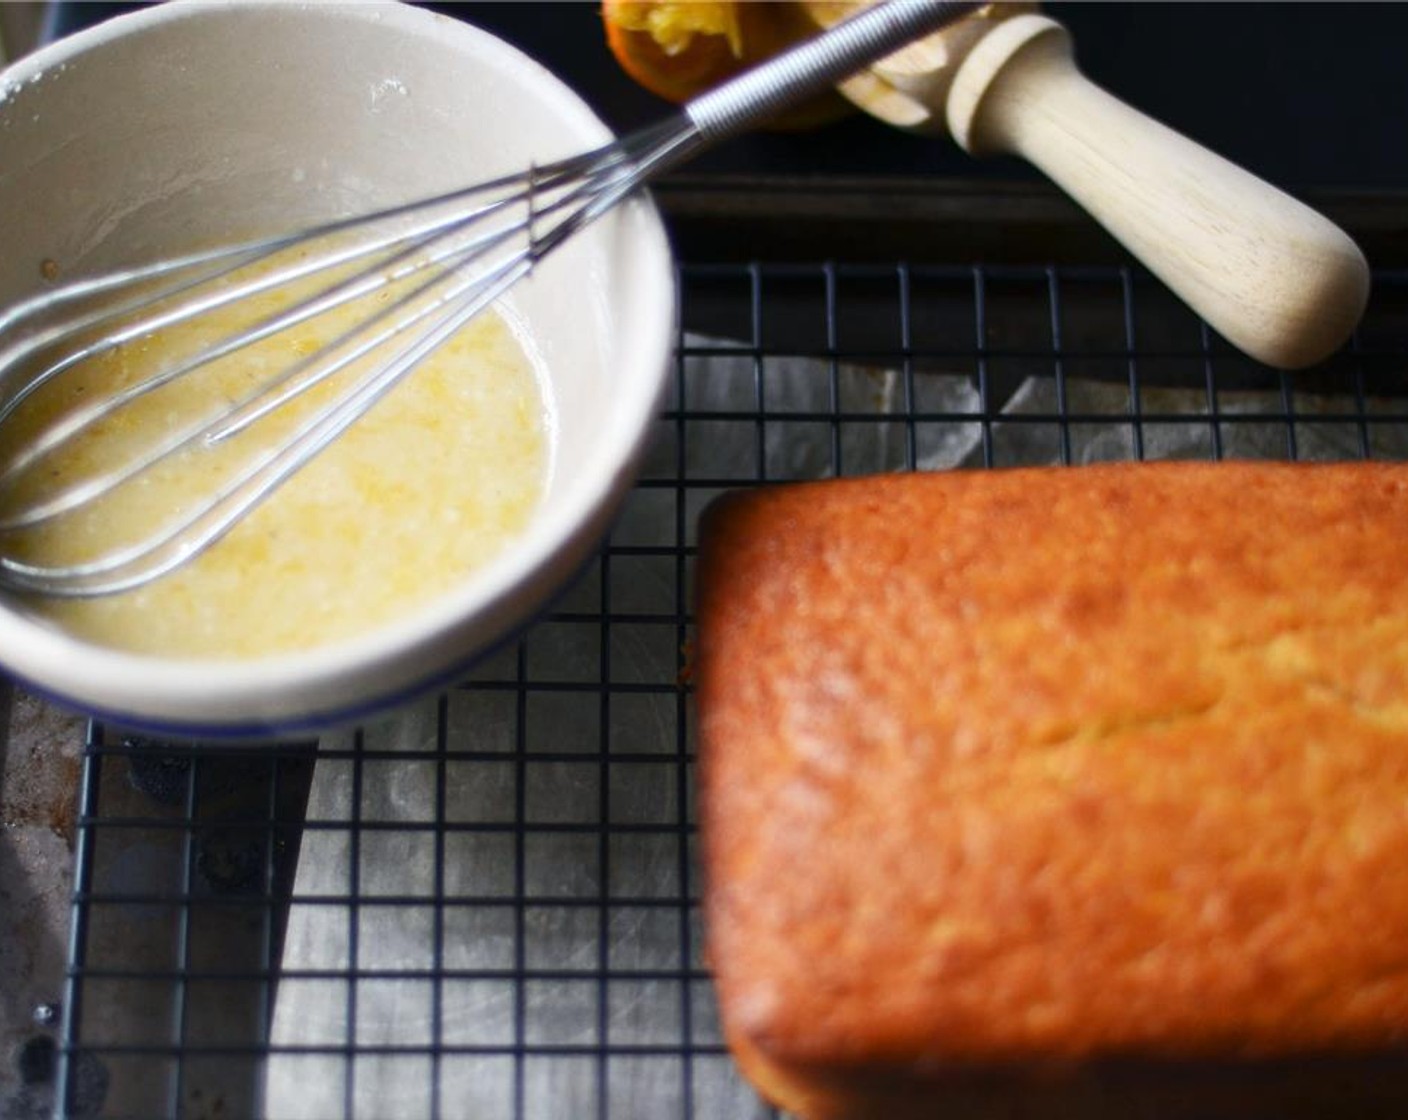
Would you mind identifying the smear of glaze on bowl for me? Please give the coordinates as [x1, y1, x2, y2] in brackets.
[2, 256, 549, 658]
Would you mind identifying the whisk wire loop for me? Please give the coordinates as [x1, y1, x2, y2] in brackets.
[0, 0, 979, 596]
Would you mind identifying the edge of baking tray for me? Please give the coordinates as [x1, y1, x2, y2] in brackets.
[653, 176, 1408, 266]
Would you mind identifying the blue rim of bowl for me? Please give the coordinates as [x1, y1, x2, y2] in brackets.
[0, 2, 678, 740]
[14, 541, 606, 743]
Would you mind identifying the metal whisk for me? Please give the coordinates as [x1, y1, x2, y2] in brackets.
[0, 0, 979, 597]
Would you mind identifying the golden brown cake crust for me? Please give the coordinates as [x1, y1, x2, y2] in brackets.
[696, 462, 1408, 1105]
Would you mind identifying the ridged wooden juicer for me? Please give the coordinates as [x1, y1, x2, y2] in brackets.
[805, 2, 1369, 370]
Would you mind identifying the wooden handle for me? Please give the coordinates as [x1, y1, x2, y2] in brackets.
[946, 15, 1369, 370]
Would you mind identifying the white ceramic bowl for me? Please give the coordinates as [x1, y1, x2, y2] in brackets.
[0, 1, 675, 736]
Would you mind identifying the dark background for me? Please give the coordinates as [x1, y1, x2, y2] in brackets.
[48, 2, 1408, 192]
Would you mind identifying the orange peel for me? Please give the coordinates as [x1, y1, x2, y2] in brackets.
[601, 1, 854, 129]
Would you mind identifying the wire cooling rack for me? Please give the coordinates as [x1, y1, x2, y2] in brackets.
[53, 245, 1408, 1119]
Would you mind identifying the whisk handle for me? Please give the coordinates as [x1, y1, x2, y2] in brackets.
[684, 0, 981, 143]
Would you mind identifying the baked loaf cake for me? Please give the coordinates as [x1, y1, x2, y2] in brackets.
[695, 461, 1408, 1119]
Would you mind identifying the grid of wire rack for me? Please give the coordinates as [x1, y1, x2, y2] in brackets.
[53, 257, 1408, 1120]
